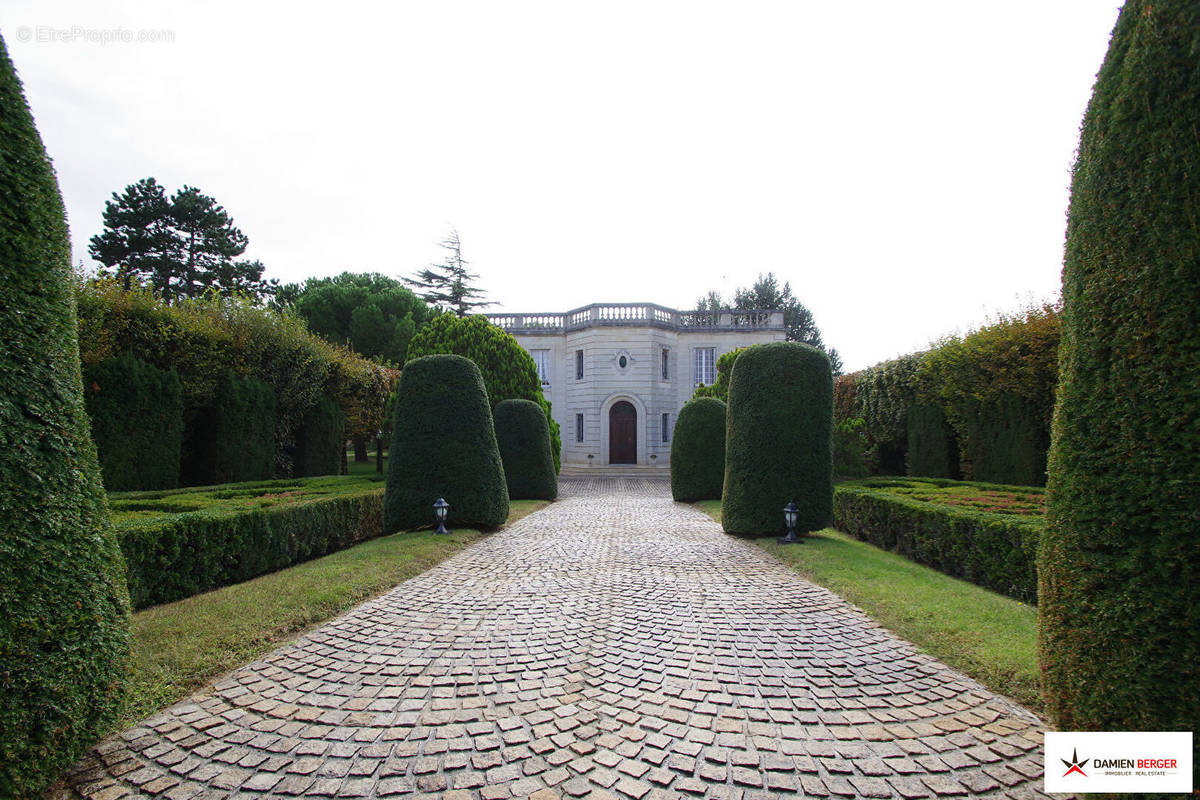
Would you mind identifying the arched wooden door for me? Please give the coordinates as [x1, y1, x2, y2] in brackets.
[609, 401, 637, 464]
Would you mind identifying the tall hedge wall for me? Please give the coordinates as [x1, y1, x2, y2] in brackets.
[0, 33, 131, 798]
[964, 395, 1047, 486]
[84, 354, 184, 491]
[1040, 0, 1200, 772]
[723, 343, 833, 534]
[906, 403, 959, 479]
[493, 398, 558, 500]
[184, 374, 276, 486]
[293, 394, 345, 477]
[670, 397, 727, 501]
[385, 355, 509, 531]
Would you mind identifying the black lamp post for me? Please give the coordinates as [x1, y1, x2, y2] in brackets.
[433, 497, 450, 535]
[777, 500, 801, 544]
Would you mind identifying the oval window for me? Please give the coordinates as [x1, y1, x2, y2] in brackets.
[618, 356, 628, 369]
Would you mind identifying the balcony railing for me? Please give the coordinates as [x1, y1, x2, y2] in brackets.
[486, 303, 785, 334]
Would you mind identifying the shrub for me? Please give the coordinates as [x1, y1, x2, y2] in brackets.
[834, 480, 1040, 603]
[493, 399, 558, 500]
[116, 482, 384, 608]
[0, 34, 130, 797]
[723, 342, 832, 534]
[670, 398, 727, 501]
[1039, 0, 1200, 764]
[385, 355, 509, 531]
[852, 354, 922, 474]
[833, 417, 871, 479]
[963, 395, 1047, 486]
[84, 354, 184, 490]
[906, 403, 959, 479]
[407, 314, 561, 472]
[183, 374, 276, 485]
[293, 394, 345, 477]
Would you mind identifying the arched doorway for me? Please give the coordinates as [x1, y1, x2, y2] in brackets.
[609, 401, 637, 464]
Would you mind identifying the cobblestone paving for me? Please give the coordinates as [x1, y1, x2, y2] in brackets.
[60, 477, 1053, 799]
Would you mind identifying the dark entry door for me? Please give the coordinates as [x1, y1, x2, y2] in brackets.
[609, 401, 637, 464]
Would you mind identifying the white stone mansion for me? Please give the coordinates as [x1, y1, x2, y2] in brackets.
[487, 303, 786, 469]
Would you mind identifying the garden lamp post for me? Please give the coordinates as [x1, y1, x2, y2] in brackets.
[778, 500, 801, 544]
[433, 497, 450, 535]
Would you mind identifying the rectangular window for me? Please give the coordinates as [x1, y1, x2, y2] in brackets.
[694, 347, 715, 387]
[662, 412, 670, 443]
[576, 413, 584, 443]
[662, 348, 669, 380]
[576, 349, 584, 380]
[532, 349, 550, 385]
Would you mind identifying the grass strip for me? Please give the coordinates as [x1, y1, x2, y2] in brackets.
[694, 499, 1042, 713]
[114, 499, 549, 735]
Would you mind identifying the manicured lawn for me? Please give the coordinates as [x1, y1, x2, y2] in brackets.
[695, 499, 1042, 713]
[113, 498, 549, 735]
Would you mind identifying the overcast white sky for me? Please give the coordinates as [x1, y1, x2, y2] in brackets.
[5, 1, 1122, 372]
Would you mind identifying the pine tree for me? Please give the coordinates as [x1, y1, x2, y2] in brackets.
[404, 228, 489, 316]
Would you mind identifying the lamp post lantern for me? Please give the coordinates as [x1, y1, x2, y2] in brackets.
[433, 497, 450, 535]
[777, 500, 802, 544]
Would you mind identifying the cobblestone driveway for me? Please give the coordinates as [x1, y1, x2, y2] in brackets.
[61, 478, 1052, 800]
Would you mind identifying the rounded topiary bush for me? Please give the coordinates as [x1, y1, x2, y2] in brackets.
[85, 354, 184, 490]
[1039, 0, 1200, 766]
[385, 354, 509, 530]
[293, 394, 345, 477]
[493, 399, 557, 500]
[723, 342, 833, 535]
[0, 33, 131, 797]
[670, 397, 727, 501]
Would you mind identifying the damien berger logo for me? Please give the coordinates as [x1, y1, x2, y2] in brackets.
[1044, 732, 1192, 794]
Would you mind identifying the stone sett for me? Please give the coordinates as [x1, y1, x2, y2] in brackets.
[56, 478, 1056, 799]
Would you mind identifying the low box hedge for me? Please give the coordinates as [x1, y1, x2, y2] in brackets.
[833, 478, 1042, 603]
[111, 478, 384, 608]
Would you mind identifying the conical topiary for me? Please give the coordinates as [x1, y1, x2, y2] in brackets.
[493, 398, 557, 500]
[722, 342, 833, 535]
[670, 397, 727, 501]
[384, 354, 509, 530]
[1039, 0, 1200, 773]
[0, 33, 131, 797]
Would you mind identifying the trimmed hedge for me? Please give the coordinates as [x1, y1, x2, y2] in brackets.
[0, 33, 131, 798]
[116, 483, 384, 608]
[723, 342, 833, 535]
[183, 374, 276, 486]
[293, 394, 345, 477]
[493, 399, 558, 500]
[906, 403, 959, 479]
[1040, 0, 1200, 764]
[385, 355, 509, 531]
[670, 398, 727, 501]
[833, 480, 1041, 603]
[964, 394, 1046, 486]
[85, 354, 184, 491]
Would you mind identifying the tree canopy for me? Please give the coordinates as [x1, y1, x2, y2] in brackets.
[277, 272, 434, 364]
[404, 228, 489, 317]
[89, 178, 276, 303]
[698, 272, 842, 373]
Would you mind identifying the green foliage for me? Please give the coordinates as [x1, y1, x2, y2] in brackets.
[493, 399, 558, 500]
[834, 479, 1042, 603]
[723, 342, 833, 534]
[84, 355, 184, 491]
[963, 395, 1047, 486]
[1040, 0, 1200, 762]
[89, 178, 276, 303]
[403, 228, 489, 317]
[76, 281, 391, 478]
[385, 355, 509, 531]
[670, 398, 727, 501]
[906, 403, 959, 479]
[689, 347, 745, 403]
[184, 374, 276, 485]
[833, 417, 871, 479]
[0, 34, 130, 797]
[292, 395, 345, 477]
[279, 272, 433, 364]
[407, 314, 561, 472]
[111, 477, 384, 608]
[850, 353, 923, 474]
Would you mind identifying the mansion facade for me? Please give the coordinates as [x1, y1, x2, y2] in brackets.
[487, 303, 786, 470]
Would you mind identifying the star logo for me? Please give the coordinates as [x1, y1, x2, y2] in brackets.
[1061, 747, 1089, 778]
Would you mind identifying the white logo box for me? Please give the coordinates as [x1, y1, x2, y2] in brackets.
[1044, 731, 1193, 794]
